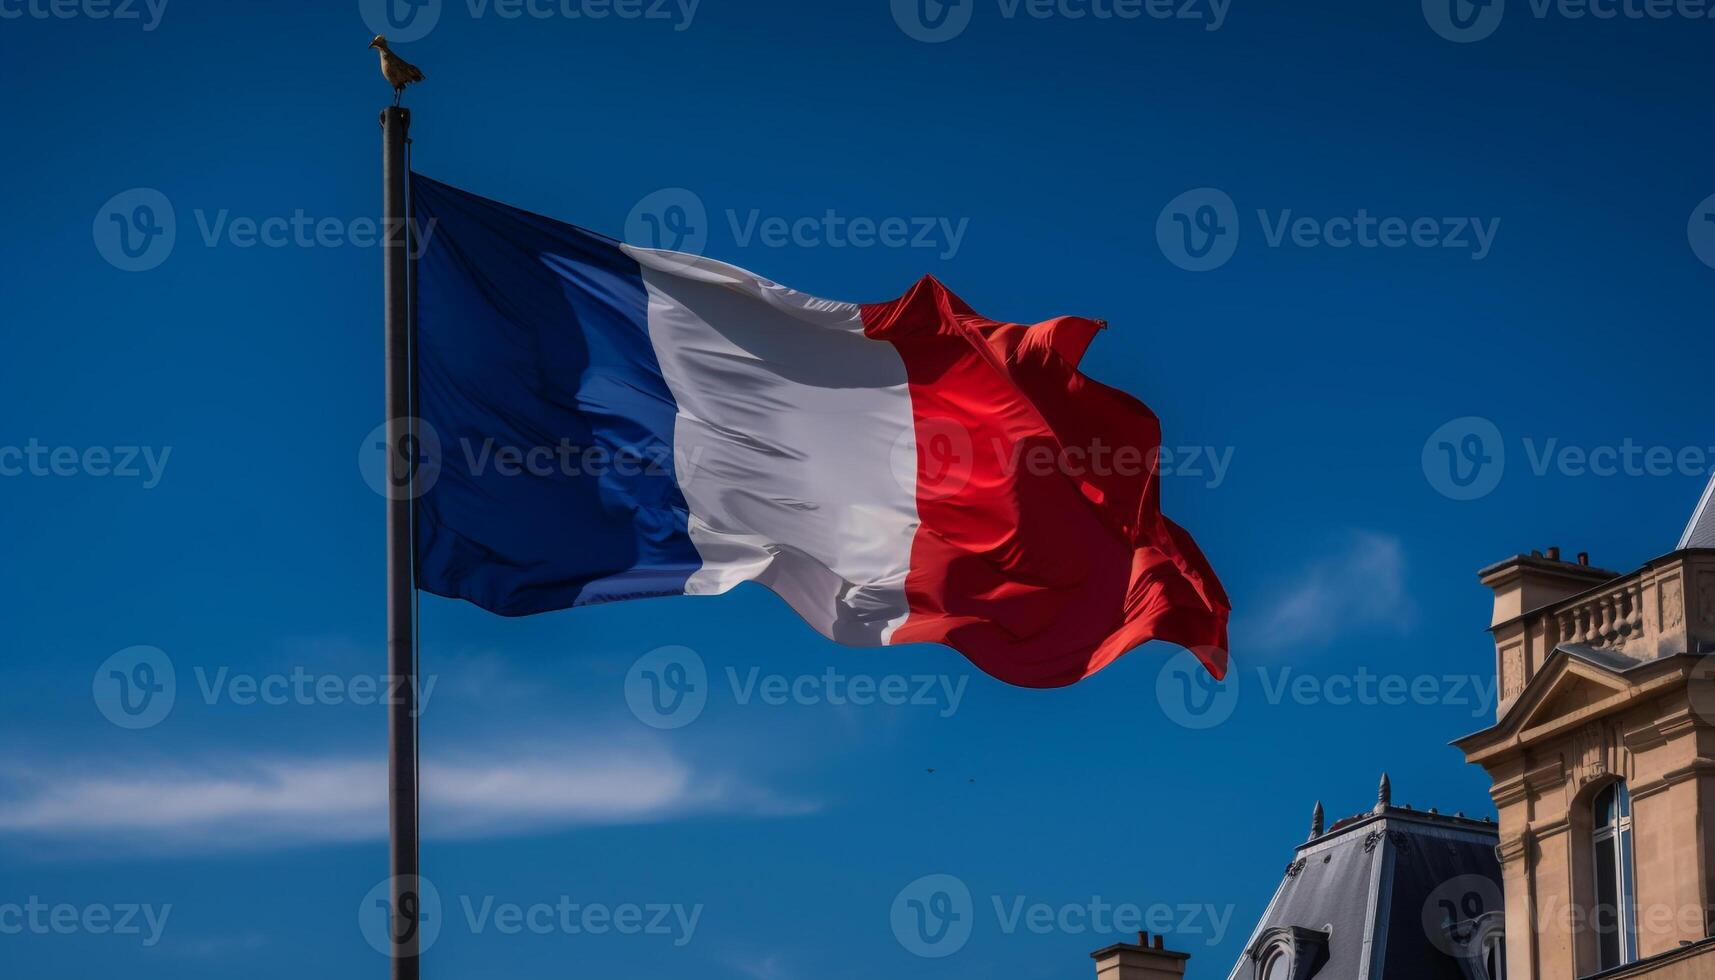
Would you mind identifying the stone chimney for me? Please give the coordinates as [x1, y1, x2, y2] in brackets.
[1478, 549, 1614, 629]
[1091, 932, 1190, 980]
[1478, 549, 1619, 717]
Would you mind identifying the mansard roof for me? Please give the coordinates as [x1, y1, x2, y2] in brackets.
[1682, 473, 1715, 549]
[1226, 784, 1500, 980]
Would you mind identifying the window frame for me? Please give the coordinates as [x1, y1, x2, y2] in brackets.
[1258, 942, 1292, 980]
[1591, 780, 1638, 970]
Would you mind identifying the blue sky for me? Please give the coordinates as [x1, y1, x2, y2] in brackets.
[3, 1, 1714, 977]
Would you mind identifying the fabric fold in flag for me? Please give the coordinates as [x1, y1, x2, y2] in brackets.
[410, 174, 1230, 686]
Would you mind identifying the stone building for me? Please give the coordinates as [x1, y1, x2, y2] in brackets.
[1087, 481, 1715, 980]
[1452, 492, 1715, 979]
[1089, 779, 1506, 980]
[1218, 777, 1505, 980]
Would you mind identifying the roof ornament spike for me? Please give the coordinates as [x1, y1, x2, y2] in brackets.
[1309, 800, 1324, 839]
[1376, 773, 1392, 813]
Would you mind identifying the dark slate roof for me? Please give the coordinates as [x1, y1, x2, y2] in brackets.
[1556, 643, 1652, 674]
[1226, 806, 1500, 980]
[1683, 474, 1715, 549]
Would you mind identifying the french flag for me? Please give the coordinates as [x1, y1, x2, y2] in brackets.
[410, 175, 1230, 687]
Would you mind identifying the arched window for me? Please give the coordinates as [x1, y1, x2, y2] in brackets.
[1592, 781, 1638, 970]
[1480, 930, 1506, 980]
[1259, 944, 1292, 980]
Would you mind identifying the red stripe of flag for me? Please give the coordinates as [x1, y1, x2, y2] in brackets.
[861, 276, 1230, 687]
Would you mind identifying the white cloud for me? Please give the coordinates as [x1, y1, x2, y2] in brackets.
[0, 737, 814, 856]
[1243, 531, 1412, 651]
[728, 953, 794, 980]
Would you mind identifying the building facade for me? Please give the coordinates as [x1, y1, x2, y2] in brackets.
[1087, 484, 1715, 980]
[1454, 538, 1715, 978]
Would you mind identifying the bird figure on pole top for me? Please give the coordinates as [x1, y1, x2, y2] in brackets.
[370, 35, 426, 106]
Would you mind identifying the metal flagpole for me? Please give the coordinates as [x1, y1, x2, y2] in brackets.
[381, 104, 421, 980]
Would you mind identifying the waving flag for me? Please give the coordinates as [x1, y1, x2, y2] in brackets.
[409, 175, 1229, 686]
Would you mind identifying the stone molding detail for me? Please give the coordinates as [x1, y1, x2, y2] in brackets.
[1502, 642, 1526, 701]
[1569, 721, 1620, 790]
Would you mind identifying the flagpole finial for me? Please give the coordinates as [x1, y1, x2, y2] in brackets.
[370, 34, 427, 108]
[1309, 800, 1324, 840]
[1376, 773, 1392, 813]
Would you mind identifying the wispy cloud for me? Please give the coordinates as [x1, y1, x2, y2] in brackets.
[0, 735, 814, 857]
[1242, 531, 1412, 651]
[726, 951, 796, 980]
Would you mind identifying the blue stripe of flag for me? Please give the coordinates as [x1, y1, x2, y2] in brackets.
[410, 174, 701, 613]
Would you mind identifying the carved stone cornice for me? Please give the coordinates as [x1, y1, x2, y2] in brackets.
[1526, 815, 1570, 841]
[1634, 758, 1715, 802]
[1456, 653, 1696, 767]
[1489, 772, 1530, 809]
[1496, 833, 1530, 866]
